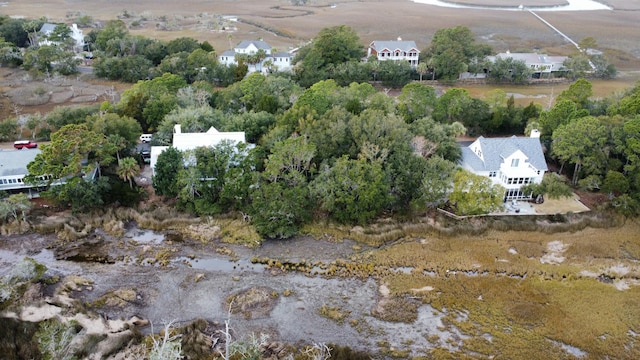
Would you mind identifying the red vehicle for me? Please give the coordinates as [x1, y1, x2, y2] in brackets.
[13, 140, 38, 149]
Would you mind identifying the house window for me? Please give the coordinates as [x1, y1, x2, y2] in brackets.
[489, 171, 497, 178]
[511, 159, 519, 167]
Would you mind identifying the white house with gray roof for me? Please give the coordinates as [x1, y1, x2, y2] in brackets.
[0, 149, 58, 197]
[219, 40, 294, 74]
[0, 149, 40, 193]
[150, 125, 246, 175]
[460, 131, 548, 200]
[367, 39, 420, 67]
[39, 23, 85, 52]
[487, 52, 567, 78]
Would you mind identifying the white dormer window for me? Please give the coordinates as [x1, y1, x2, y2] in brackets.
[511, 159, 519, 167]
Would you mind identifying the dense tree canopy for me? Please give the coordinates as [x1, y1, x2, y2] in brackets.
[14, 22, 640, 232]
[424, 26, 492, 80]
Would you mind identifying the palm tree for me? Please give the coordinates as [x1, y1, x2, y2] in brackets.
[417, 62, 428, 81]
[427, 57, 436, 81]
[117, 157, 140, 189]
[107, 134, 127, 163]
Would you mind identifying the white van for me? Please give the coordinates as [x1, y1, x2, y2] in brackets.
[139, 134, 152, 143]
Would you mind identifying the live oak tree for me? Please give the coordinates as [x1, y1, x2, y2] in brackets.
[299, 106, 353, 164]
[417, 156, 457, 209]
[590, 55, 617, 79]
[93, 54, 154, 82]
[609, 84, 640, 117]
[488, 57, 531, 84]
[521, 173, 573, 200]
[424, 26, 491, 80]
[619, 117, 640, 176]
[538, 100, 589, 139]
[249, 136, 315, 238]
[602, 170, 629, 197]
[409, 117, 463, 161]
[552, 116, 608, 185]
[27, 123, 111, 182]
[88, 113, 142, 146]
[397, 82, 437, 123]
[448, 169, 504, 216]
[376, 60, 413, 88]
[557, 78, 593, 109]
[310, 153, 389, 224]
[118, 73, 186, 131]
[562, 54, 592, 80]
[294, 25, 364, 87]
[153, 147, 183, 197]
[93, 20, 129, 51]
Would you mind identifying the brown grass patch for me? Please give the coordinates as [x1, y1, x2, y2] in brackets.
[371, 296, 420, 323]
[318, 304, 351, 324]
[363, 221, 640, 358]
[226, 286, 278, 319]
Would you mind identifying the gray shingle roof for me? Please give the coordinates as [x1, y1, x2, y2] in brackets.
[0, 149, 40, 176]
[370, 40, 419, 53]
[236, 40, 272, 50]
[39, 23, 57, 34]
[488, 52, 566, 65]
[272, 51, 293, 58]
[461, 136, 547, 172]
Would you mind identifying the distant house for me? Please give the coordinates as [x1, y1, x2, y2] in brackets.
[0, 149, 58, 197]
[0, 149, 40, 193]
[218, 40, 294, 74]
[150, 125, 246, 175]
[487, 52, 567, 78]
[460, 130, 548, 200]
[367, 39, 420, 67]
[39, 23, 85, 52]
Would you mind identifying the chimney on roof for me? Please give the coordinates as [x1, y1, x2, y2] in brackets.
[530, 129, 541, 138]
[174, 124, 182, 134]
[397, 36, 402, 41]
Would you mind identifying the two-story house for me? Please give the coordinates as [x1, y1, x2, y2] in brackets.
[150, 125, 247, 175]
[460, 130, 548, 200]
[39, 23, 85, 52]
[219, 40, 294, 74]
[367, 39, 420, 68]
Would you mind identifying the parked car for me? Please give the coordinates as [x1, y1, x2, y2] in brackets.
[13, 140, 38, 149]
[140, 150, 151, 164]
[139, 134, 152, 143]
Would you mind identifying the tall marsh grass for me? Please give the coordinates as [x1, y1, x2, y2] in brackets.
[304, 211, 623, 248]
